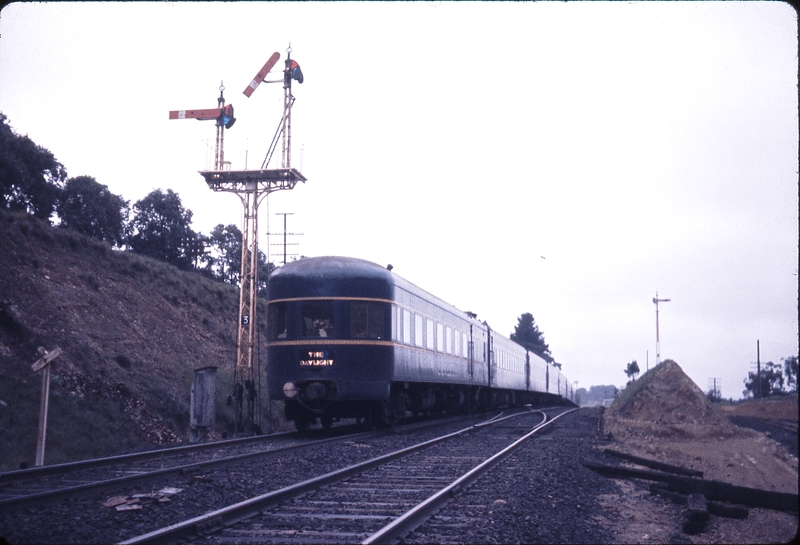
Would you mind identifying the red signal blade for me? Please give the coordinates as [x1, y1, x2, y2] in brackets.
[169, 108, 221, 121]
[243, 52, 280, 97]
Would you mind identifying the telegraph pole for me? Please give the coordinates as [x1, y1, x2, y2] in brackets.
[267, 212, 303, 265]
[756, 339, 761, 399]
[653, 292, 671, 365]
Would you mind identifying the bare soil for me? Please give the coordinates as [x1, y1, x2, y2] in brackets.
[602, 361, 798, 544]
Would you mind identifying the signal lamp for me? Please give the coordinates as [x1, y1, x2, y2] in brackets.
[222, 104, 236, 129]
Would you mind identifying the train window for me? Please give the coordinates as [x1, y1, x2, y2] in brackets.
[462, 333, 468, 357]
[437, 323, 444, 352]
[446, 326, 453, 354]
[350, 302, 368, 338]
[350, 301, 387, 339]
[369, 303, 386, 339]
[268, 302, 288, 340]
[301, 301, 335, 338]
[414, 314, 423, 347]
[426, 319, 434, 350]
[403, 309, 411, 344]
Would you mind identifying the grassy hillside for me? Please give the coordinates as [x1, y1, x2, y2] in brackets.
[0, 209, 278, 471]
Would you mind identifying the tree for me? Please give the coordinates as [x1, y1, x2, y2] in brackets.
[0, 113, 67, 220]
[510, 313, 552, 362]
[742, 360, 784, 399]
[624, 360, 640, 381]
[204, 223, 275, 293]
[206, 223, 243, 284]
[783, 356, 798, 393]
[256, 251, 276, 298]
[56, 175, 128, 246]
[126, 189, 196, 269]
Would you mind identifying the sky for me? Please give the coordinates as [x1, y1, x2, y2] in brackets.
[1, 1, 797, 400]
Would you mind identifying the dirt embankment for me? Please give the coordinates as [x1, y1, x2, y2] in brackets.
[601, 360, 797, 544]
[0, 210, 261, 470]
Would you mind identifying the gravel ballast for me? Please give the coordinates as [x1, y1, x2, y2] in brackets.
[404, 407, 684, 544]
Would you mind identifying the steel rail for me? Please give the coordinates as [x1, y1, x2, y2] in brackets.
[362, 408, 578, 544]
[0, 428, 374, 513]
[1, 411, 507, 514]
[0, 430, 298, 483]
[117, 409, 544, 545]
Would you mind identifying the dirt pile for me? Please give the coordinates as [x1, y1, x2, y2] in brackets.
[600, 359, 797, 543]
[603, 360, 744, 441]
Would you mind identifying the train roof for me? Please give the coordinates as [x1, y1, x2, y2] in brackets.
[268, 257, 474, 320]
[271, 256, 394, 283]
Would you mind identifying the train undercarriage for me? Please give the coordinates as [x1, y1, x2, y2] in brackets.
[282, 380, 560, 432]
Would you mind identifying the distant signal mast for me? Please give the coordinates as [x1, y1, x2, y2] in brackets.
[653, 292, 671, 366]
[169, 45, 306, 435]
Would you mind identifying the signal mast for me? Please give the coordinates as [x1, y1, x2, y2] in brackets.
[169, 45, 306, 435]
[169, 83, 236, 170]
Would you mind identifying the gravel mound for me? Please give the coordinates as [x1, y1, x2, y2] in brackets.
[603, 360, 747, 441]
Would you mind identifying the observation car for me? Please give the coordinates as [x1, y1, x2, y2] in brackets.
[266, 256, 573, 431]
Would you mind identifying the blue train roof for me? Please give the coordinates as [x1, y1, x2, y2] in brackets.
[268, 256, 396, 299]
[272, 256, 393, 282]
[267, 256, 479, 324]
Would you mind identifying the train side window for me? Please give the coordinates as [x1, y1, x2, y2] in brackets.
[302, 301, 335, 338]
[426, 319, 434, 350]
[351, 301, 387, 339]
[268, 302, 288, 340]
[446, 326, 453, 354]
[403, 309, 411, 344]
[369, 302, 386, 339]
[414, 314, 423, 347]
[437, 323, 444, 352]
[462, 333, 468, 357]
[350, 302, 368, 338]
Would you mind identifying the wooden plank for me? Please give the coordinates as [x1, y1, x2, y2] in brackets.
[604, 448, 703, 477]
[583, 461, 798, 513]
[687, 494, 710, 522]
[650, 483, 688, 505]
[650, 484, 749, 519]
[32, 347, 62, 372]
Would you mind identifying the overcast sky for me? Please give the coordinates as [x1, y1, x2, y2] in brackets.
[1, 2, 797, 400]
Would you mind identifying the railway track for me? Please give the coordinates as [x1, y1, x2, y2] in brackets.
[0, 412, 494, 515]
[120, 407, 576, 545]
[0, 427, 352, 512]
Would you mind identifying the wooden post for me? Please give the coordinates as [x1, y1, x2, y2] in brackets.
[31, 347, 62, 467]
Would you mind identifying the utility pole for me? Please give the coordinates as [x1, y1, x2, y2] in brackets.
[653, 292, 671, 365]
[707, 377, 722, 401]
[756, 339, 761, 399]
[267, 212, 303, 265]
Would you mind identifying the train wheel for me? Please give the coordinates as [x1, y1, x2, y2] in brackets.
[321, 415, 333, 430]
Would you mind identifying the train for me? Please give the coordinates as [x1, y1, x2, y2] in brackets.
[266, 256, 575, 431]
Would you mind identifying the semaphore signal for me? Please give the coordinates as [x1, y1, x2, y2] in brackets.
[169, 45, 306, 435]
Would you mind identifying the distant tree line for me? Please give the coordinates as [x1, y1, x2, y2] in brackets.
[0, 113, 273, 293]
[742, 356, 797, 399]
